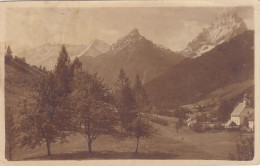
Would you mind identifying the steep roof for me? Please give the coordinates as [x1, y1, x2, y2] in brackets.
[225, 119, 238, 127]
[225, 119, 233, 127]
[231, 102, 246, 116]
[243, 107, 254, 113]
[241, 107, 254, 116]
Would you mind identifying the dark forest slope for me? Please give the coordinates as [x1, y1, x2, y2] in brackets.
[145, 30, 254, 107]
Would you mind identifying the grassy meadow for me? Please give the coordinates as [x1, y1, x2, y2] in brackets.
[12, 114, 247, 160]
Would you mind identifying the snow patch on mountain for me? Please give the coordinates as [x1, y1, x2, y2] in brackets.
[182, 10, 248, 58]
[110, 28, 175, 56]
[78, 39, 110, 58]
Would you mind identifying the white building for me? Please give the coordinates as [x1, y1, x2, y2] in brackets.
[225, 94, 254, 129]
[248, 117, 254, 131]
[187, 117, 197, 127]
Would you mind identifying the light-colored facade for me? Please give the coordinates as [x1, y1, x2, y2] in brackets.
[248, 116, 254, 131]
[249, 121, 254, 131]
[225, 94, 254, 129]
[187, 117, 197, 127]
[231, 116, 240, 125]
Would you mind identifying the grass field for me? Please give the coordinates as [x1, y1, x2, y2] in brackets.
[12, 115, 249, 160]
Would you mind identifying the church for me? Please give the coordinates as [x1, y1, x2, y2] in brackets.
[225, 94, 254, 130]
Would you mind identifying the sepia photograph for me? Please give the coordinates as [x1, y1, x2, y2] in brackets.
[0, 1, 259, 165]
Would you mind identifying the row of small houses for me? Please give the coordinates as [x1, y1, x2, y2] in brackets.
[186, 94, 254, 131]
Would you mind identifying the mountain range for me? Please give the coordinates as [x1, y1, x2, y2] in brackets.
[17, 40, 110, 70]
[79, 28, 184, 85]
[12, 10, 254, 108]
[18, 44, 86, 70]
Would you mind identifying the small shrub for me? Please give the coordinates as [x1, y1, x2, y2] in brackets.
[192, 123, 203, 132]
[237, 136, 254, 160]
[240, 126, 248, 132]
[204, 124, 212, 131]
[213, 123, 225, 130]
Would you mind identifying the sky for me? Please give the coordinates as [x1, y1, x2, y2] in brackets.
[6, 7, 254, 52]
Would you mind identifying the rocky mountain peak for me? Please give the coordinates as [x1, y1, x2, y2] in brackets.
[127, 28, 141, 37]
[182, 10, 247, 58]
[110, 28, 146, 53]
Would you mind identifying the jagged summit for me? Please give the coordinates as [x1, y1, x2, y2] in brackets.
[216, 9, 241, 20]
[123, 28, 143, 40]
[208, 10, 247, 43]
[182, 10, 247, 58]
[110, 28, 145, 53]
[110, 28, 177, 56]
[127, 28, 141, 37]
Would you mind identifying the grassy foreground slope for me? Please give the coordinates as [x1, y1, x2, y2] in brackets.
[13, 115, 243, 160]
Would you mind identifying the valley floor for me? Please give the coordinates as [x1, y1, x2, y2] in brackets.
[12, 115, 249, 160]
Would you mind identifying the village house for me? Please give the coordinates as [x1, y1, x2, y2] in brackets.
[248, 116, 254, 131]
[187, 117, 197, 127]
[225, 94, 254, 130]
[186, 113, 198, 127]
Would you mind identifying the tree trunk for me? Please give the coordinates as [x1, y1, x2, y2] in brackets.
[9, 145, 12, 161]
[88, 141, 92, 153]
[8, 138, 12, 161]
[135, 137, 139, 153]
[46, 141, 51, 156]
[87, 116, 92, 153]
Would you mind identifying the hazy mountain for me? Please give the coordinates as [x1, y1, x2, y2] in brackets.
[79, 28, 185, 86]
[182, 10, 248, 58]
[145, 30, 254, 107]
[18, 44, 86, 70]
[77, 39, 110, 58]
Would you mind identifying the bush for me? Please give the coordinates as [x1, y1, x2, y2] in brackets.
[14, 56, 27, 65]
[237, 136, 254, 160]
[213, 123, 225, 130]
[173, 107, 192, 118]
[240, 126, 248, 132]
[192, 123, 203, 132]
[192, 122, 225, 132]
[204, 124, 212, 131]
